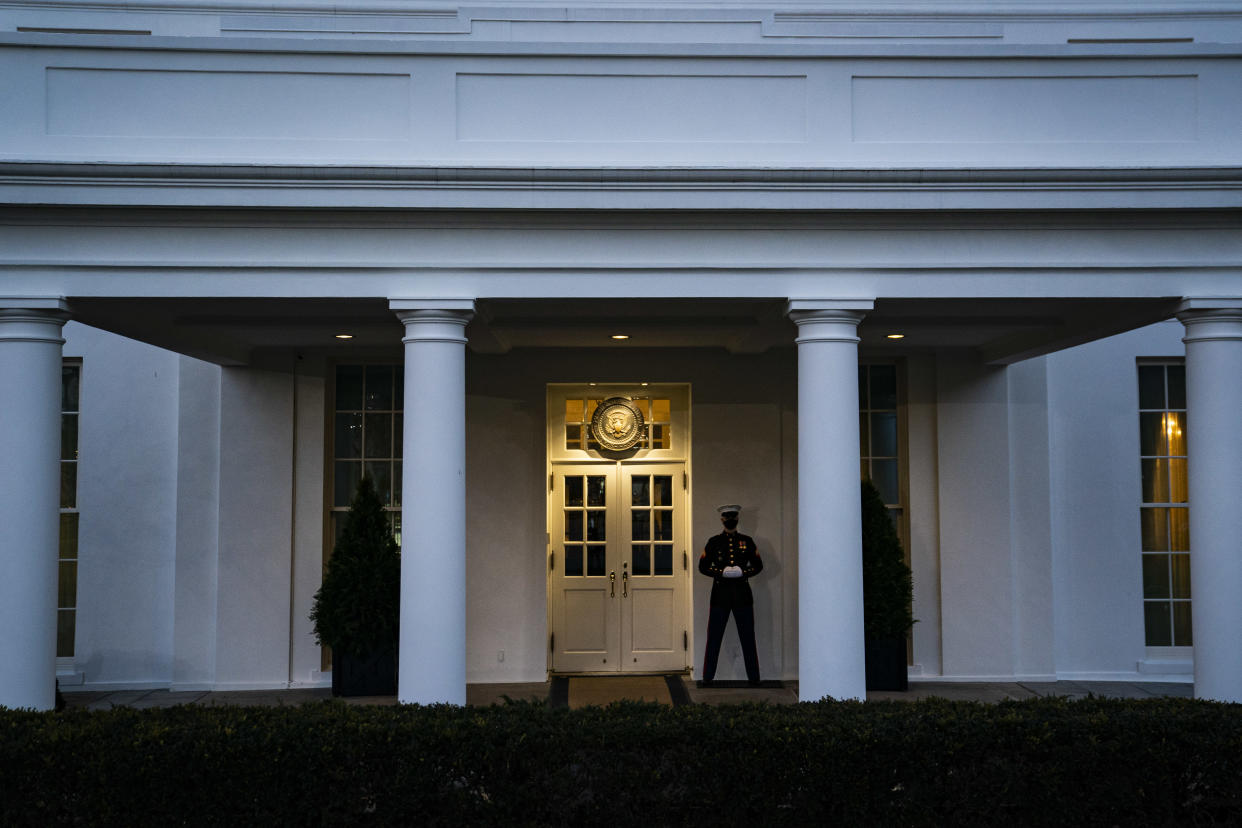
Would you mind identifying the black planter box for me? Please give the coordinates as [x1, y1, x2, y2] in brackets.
[331, 649, 398, 697]
[865, 637, 908, 691]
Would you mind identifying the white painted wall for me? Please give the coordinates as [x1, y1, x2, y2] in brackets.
[213, 367, 295, 689]
[64, 322, 179, 687]
[1007, 357, 1056, 680]
[1047, 320, 1189, 680]
[289, 364, 327, 687]
[934, 354, 1018, 680]
[3, 37, 1238, 171]
[3, 215, 1239, 303]
[905, 353, 941, 677]
[171, 354, 221, 690]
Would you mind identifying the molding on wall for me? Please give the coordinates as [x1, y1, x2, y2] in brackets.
[3, 30, 1242, 56]
[7, 0, 1242, 19]
[5, 163, 1242, 210]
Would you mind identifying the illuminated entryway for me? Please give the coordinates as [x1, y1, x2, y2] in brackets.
[547, 385, 691, 674]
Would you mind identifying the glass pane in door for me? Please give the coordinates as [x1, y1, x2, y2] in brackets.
[587, 545, 607, 577]
[654, 544, 673, 576]
[632, 545, 650, 576]
[587, 476, 606, 507]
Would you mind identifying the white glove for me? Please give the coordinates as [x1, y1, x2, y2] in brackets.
[722, 566, 743, 579]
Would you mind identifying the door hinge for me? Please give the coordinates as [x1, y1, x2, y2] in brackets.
[683, 630, 688, 651]
[549, 473, 554, 491]
[549, 551, 555, 572]
[550, 632, 554, 652]
[683, 471, 688, 489]
[683, 551, 688, 570]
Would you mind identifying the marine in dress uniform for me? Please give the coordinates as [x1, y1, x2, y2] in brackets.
[699, 504, 763, 686]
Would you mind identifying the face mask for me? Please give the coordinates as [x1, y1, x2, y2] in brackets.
[723, 518, 739, 530]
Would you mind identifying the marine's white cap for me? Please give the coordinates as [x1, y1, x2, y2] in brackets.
[716, 504, 741, 515]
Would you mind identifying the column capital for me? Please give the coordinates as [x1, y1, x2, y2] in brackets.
[1176, 299, 1242, 344]
[389, 299, 475, 345]
[0, 297, 71, 345]
[785, 300, 872, 346]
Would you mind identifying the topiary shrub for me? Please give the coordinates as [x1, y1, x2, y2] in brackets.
[861, 478, 914, 639]
[310, 475, 400, 693]
[861, 478, 914, 690]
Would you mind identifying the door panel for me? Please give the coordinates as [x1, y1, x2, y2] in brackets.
[551, 462, 687, 673]
[620, 465, 686, 671]
[551, 467, 619, 671]
[629, 587, 676, 651]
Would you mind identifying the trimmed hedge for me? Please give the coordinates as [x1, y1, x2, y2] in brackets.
[4, 697, 1241, 826]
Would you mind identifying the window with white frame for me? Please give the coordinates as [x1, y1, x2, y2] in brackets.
[859, 363, 903, 521]
[1137, 361, 1191, 647]
[330, 364, 403, 548]
[58, 361, 81, 658]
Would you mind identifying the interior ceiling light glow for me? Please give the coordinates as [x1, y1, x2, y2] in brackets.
[335, 334, 354, 340]
[886, 334, 905, 340]
[611, 334, 630, 340]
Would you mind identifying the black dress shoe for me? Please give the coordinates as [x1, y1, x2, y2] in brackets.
[699, 679, 715, 689]
[748, 679, 762, 687]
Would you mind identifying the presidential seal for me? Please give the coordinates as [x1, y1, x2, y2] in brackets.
[590, 397, 646, 451]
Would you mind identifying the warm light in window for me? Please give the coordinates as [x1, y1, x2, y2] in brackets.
[611, 334, 629, 340]
[1164, 413, 1183, 440]
[335, 334, 354, 340]
[886, 334, 905, 340]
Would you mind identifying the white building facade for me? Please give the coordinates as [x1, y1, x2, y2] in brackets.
[2, 0, 1240, 710]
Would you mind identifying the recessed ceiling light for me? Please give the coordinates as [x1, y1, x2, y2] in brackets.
[335, 334, 354, 340]
[611, 334, 629, 340]
[641, 382, 649, 386]
[886, 334, 905, 340]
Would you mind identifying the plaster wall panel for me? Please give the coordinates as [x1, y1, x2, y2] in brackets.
[935, 353, 1015, 679]
[1006, 357, 1056, 680]
[904, 354, 941, 677]
[214, 367, 294, 688]
[3, 43, 1238, 171]
[1046, 321, 1188, 679]
[852, 74, 1197, 143]
[63, 323, 179, 687]
[464, 361, 548, 684]
[171, 355, 221, 690]
[455, 73, 807, 142]
[289, 366, 326, 686]
[46, 68, 412, 141]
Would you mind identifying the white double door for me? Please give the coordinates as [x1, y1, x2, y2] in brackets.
[549, 462, 689, 673]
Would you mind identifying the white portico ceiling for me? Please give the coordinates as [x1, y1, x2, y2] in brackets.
[65, 295, 1180, 369]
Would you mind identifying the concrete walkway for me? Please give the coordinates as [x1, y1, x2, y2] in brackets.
[61, 679, 1193, 710]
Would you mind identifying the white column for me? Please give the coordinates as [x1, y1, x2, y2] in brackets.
[786, 299, 873, 701]
[390, 299, 474, 705]
[1177, 301, 1242, 703]
[0, 298, 69, 711]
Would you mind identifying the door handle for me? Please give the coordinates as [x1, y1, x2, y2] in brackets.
[610, 571, 616, 598]
[622, 569, 629, 598]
